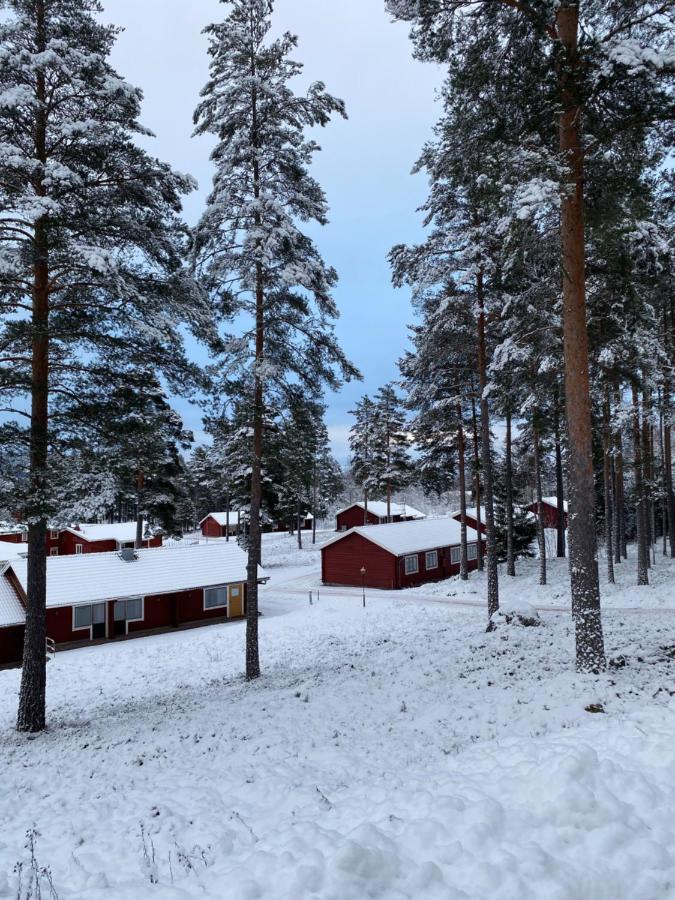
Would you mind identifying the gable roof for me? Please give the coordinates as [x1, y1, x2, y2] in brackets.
[64, 521, 157, 544]
[322, 518, 480, 557]
[0, 542, 28, 562]
[199, 511, 247, 527]
[5, 542, 264, 615]
[540, 497, 569, 513]
[450, 506, 486, 522]
[0, 565, 25, 627]
[336, 501, 426, 520]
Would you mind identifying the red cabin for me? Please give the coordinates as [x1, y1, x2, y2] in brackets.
[450, 506, 487, 534]
[0, 542, 268, 667]
[336, 501, 425, 532]
[528, 497, 568, 529]
[322, 518, 485, 590]
[200, 512, 246, 538]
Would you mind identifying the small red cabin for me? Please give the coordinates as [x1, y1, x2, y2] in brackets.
[450, 506, 487, 534]
[200, 511, 245, 538]
[322, 519, 485, 590]
[0, 542, 268, 667]
[528, 497, 568, 529]
[336, 501, 425, 532]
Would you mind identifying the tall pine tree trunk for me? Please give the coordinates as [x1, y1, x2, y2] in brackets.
[477, 272, 498, 617]
[631, 384, 649, 586]
[505, 407, 516, 577]
[457, 403, 468, 581]
[246, 64, 263, 681]
[603, 390, 615, 584]
[18, 0, 49, 732]
[134, 471, 144, 549]
[297, 498, 302, 550]
[312, 457, 317, 545]
[556, 2, 604, 671]
[471, 397, 484, 572]
[533, 420, 547, 586]
[641, 387, 652, 568]
[554, 391, 566, 558]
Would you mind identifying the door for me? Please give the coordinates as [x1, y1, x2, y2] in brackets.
[113, 600, 127, 637]
[92, 603, 107, 639]
[228, 584, 244, 618]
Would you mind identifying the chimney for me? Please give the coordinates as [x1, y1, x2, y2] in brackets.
[120, 548, 137, 562]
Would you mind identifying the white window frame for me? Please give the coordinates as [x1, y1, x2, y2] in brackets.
[204, 585, 228, 611]
[468, 543, 478, 561]
[450, 546, 461, 565]
[72, 602, 106, 638]
[75, 543, 83, 555]
[50, 530, 59, 540]
[20, 531, 28, 542]
[425, 550, 439, 570]
[50, 548, 59, 557]
[404, 555, 419, 575]
[113, 597, 144, 633]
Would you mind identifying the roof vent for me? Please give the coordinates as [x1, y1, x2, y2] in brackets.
[120, 548, 137, 562]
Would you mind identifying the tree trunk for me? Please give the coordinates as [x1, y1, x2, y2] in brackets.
[457, 403, 468, 581]
[631, 384, 649, 586]
[613, 411, 627, 561]
[134, 471, 144, 550]
[533, 421, 547, 586]
[246, 61, 263, 681]
[312, 457, 317, 545]
[297, 498, 302, 550]
[471, 397, 484, 572]
[556, 2, 605, 671]
[664, 420, 675, 558]
[603, 391, 615, 584]
[641, 388, 652, 568]
[17, 0, 49, 733]
[554, 391, 566, 558]
[505, 407, 515, 576]
[477, 272, 498, 617]
[226, 494, 230, 542]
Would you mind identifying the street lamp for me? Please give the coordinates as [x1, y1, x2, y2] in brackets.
[360, 566, 366, 607]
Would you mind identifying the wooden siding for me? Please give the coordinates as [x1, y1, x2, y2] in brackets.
[322, 532, 397, 589]
[336, 505, 381, 531]
[528, 502, 567, 529]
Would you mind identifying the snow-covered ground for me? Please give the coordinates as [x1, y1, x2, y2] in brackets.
[1, 538, 674, 898]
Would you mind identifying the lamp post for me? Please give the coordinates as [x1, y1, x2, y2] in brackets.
[360, 566, 366, 607]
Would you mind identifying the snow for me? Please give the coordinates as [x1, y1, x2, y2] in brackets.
[323, 517, 480, 556]
[198, 511, 247, 527]
[0, 550, 674, 898]
[0, 541, 28, 561]
[540, 496, 569, 513]
[0, 564, 24, 627]
[65, 521, 154, 544]
[5, 542, 264, 617]
[336, 501, 426, 520]
[2, 537, 675, 898]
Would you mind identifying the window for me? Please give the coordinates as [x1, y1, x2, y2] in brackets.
[450, 547, 461, 565]
[50, 530, 59, 540]
[404, 555, 419, 575]
[114, 598, 143, 622]
[75, 544, 83, 555]
[425, 550, 438, 570]
[204, 586, 228, 610]
[21, 531, 28, 542]
[74, 605, 92, 629]
[50, 548, 59, 557]
[92, 603, 105, 625]
[230, 587, 240, 599]
[468, 543, 478, 561]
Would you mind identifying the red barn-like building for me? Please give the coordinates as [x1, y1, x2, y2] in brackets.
[528, 497, 568, 529]
[0, 521, 162, 556]
[336, 501, 425, 532]
[322, 518, 485, 590]
[200, 511, 246, 538]
[0, 542, 267, 666]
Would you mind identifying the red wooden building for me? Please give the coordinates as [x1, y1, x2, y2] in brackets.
[450, 506, 487, 534]
[200, 511, 246, 538]
[322, 518, 485, 590]
[336, 501, 425, 532]
[528, 497, 568, 529]
[0, 542, 266, 666]
[0, 521, 162, 556]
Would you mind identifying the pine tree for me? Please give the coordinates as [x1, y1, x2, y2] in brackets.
[193, 0, 358, 680]
[0, 0, 207, 731]
[349, 396, 378, 523]
[371, 383, 412, 521]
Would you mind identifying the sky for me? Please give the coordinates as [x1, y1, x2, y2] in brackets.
[102, 0, 443, 462]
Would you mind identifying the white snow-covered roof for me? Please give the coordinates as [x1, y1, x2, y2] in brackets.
[7, 542, 264, 613]
[0, 522, 23, 535]
[0, 542, 28, 561]
[199, 511, 247, 527]
[323, 518, 481, 557]
[0, 566, 25, 627]
[64, 521, 157, 544]
[540, 497, 569, 513]
[450, 507, 486, 522]
[336, 501, 426, 520]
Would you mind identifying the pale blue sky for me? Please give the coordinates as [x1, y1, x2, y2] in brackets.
[104, 0, 442, 461]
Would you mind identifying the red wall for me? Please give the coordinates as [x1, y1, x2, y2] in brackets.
[322, 535, 486, 590]
[56, 531, 162, 555]
[201, 517, 225, 537]
[451, 513, 487, 534]
[529, 502, 567, 529]
[0, 532, 23, 544]
[0, 625, 24, 665]
[336, 506, 381, 531]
